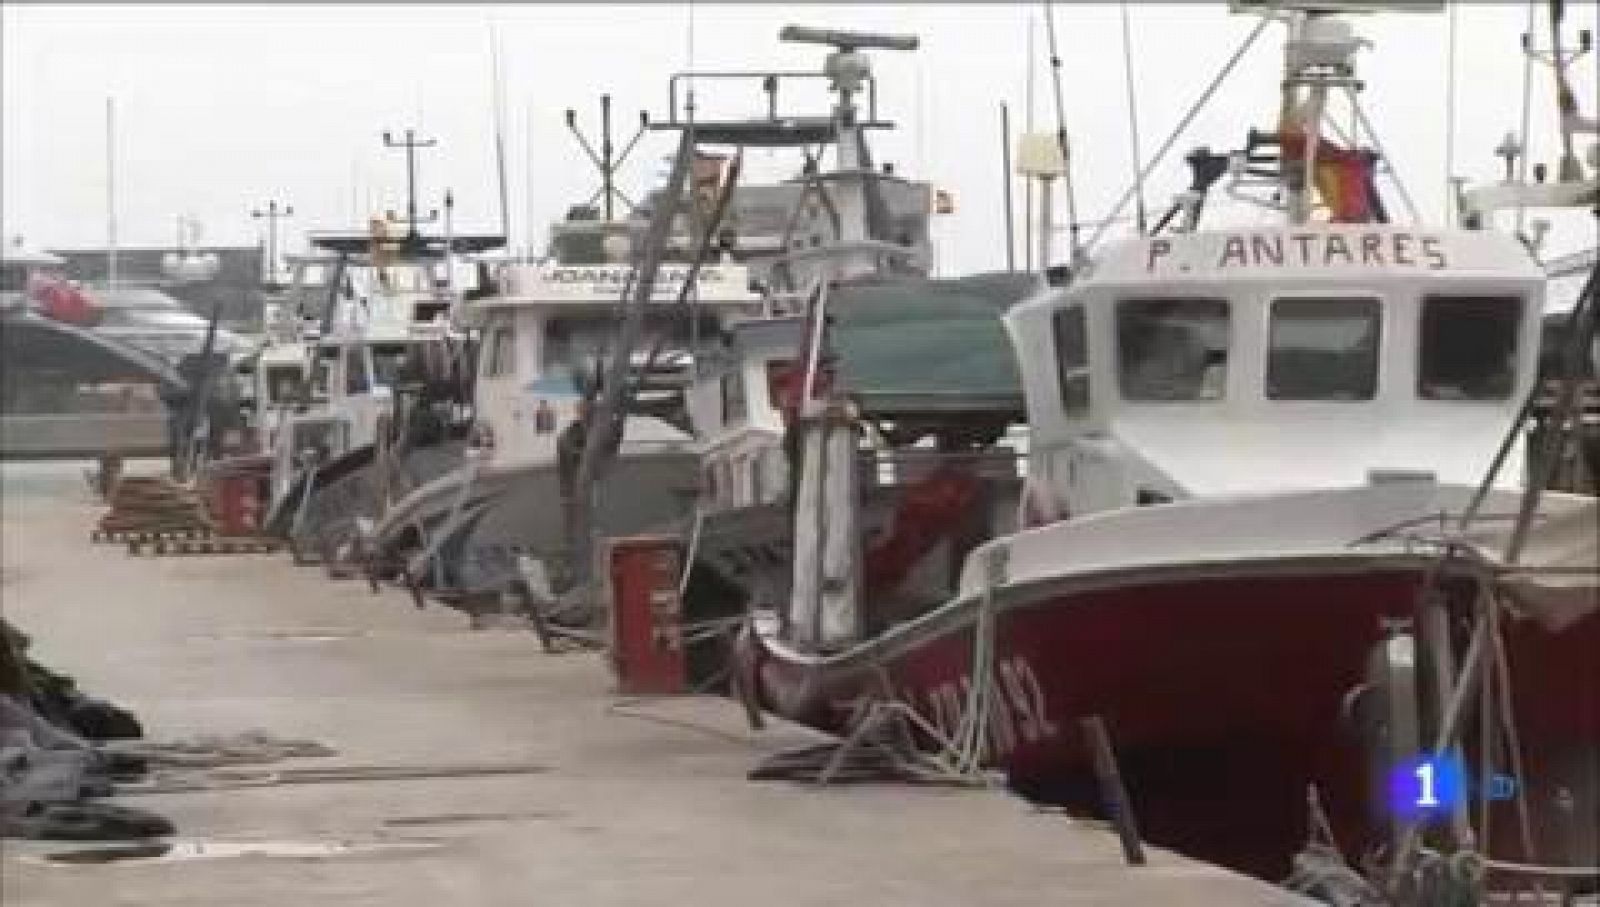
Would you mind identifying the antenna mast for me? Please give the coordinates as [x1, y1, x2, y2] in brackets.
[251, 200, 295, 288]
[381, 128, 440, 239]
[565, 95, 651, 222]
[1041, 1, 1083, 264]
[1464, 0, 1597, 253]
[1118, 0, 1148, 234]
[489, 23, 511, 244]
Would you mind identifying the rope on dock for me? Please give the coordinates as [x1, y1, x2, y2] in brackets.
[748, 546, 1013, 789]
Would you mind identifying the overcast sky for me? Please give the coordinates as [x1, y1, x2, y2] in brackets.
[3, 2, 1595, 277]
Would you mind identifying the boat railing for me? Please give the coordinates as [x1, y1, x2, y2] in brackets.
[861, 445, 1027, 488]
[661, 70, 887, 136]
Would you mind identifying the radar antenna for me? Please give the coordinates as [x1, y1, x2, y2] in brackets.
[779, 26, 918, 105]
[777, 26, 918, 52]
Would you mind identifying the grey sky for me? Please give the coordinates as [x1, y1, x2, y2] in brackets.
[3, 2, 1595, 277]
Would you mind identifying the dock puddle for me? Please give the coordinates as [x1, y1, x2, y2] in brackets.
[37, 837, 442, 866]
[184, 629, 370, 644]
[381, 808, 567, 828]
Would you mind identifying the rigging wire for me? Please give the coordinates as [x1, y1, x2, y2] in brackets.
[1041, 0, 1082, 265]
[1444, 0, 1460, 224]
[1085, 14, 1271, 256]
[1347, 91, 1424, 225]
[1118, 0, 1148, 235]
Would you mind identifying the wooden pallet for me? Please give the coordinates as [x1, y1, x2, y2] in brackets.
[127, 537, 282, 557]
[92, 527, 213, 544]
[96, 476, 214, 538]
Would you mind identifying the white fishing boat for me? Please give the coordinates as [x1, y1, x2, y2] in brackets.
[365, 72, 959, 609]
[369, 214, 767, 602]
[260, 217, 500, 561]
[592, 27, 1038, 644]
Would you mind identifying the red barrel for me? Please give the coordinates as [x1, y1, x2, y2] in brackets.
[202, 458, 272, 537]
[605, 535, 687, 695]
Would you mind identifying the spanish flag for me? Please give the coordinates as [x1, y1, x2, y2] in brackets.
[1278, 94, 1377, 224]
[1279, 129, 1375, 224]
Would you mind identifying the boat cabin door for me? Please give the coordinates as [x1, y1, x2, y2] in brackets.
[1024, 302, 1126, 520]
[473, 311, 530, 458]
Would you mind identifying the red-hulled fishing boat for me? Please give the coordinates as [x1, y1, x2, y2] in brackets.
[737, 0, 1599, 881]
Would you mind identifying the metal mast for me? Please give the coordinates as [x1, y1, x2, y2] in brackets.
[565, 95, 652, 222]
[381, 128, 439, 239]
[251, 200, 295, 288]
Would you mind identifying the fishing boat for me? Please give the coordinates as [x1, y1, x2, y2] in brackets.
[360, 92, 764, 604]
[86, 282, 246, 366]
[366, 71, 983, 611]
[367, 206, 768, 604]
[736, 1, 1599, 881]
[233, 289, 316, 458]
[259, 208, 500, 562]
[1, 239, 186, 459]
[588, 27, 1037, 642]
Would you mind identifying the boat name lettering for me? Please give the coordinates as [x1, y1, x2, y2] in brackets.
[915, 655, 1058, 760]
[547, 267, 726, 285]
[1145, 232, 1449, 272]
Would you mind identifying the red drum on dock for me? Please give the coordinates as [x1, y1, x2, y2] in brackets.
[202, 457, 271, 536]
[604, 536, 687, 695]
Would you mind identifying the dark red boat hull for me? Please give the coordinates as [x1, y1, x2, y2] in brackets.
[750, 564, 1600, 879]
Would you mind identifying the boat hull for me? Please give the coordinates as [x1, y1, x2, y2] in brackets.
[747, 556, 1599, 879]
[271, 440, 467, 557]
[384, 449, 703, 597]
[693, 465, 1020, 621]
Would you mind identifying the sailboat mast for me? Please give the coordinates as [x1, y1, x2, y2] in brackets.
[1001, 102, 1016, 272]
[105, 97, 119, 293]
[526, 96, 537, 261]
[1024, 15, 1036, 272]
[489, 23, 511, 244]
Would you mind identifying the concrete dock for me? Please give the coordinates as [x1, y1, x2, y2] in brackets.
[1, 462, 1309, 906]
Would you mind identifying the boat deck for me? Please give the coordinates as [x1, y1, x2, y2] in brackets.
[1, 461, 1307, 906]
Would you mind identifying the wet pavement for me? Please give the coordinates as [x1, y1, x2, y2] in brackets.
[1, 461, 1310, 906]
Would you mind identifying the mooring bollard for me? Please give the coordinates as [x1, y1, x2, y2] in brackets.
[97, 452, 125, 499]
[1080, 715, 1147, 867]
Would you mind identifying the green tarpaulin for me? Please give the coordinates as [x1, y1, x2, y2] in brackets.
[827, 271, 1037, 404]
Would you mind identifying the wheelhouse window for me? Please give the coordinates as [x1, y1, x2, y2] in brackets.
[264, 365, 303, 404]
[1419, 296, 1521, 400]
[1266, 297, 1381, 401]
[1117, 298, 1230, 401]
[545, 313, 720, 387]
[1053, 307, 1091, 414]
[371, 342, 412, 388]
[483, 325, 517, 378]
